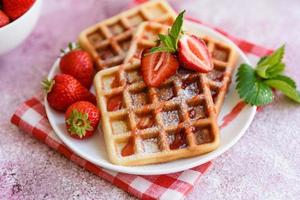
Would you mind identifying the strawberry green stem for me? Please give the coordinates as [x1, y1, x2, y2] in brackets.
[41, 79, 55, 94]
[66, 109, 93, 138]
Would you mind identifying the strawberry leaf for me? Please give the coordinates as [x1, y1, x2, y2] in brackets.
[236, 64, 273, 106]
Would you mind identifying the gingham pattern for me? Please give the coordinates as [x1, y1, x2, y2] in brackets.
[10, 2, 273, 199]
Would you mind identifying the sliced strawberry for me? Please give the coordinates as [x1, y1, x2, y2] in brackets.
[141, 49, 179, 87]
[178, 35, 213, 73]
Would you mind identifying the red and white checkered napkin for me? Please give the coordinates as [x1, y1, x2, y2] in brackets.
[10, 8, 272, 200]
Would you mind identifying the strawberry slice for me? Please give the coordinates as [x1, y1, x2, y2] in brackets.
[178, 35, 213, 73]
[141, 49, 179, 87]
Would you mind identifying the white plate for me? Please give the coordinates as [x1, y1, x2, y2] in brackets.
[45, 21, 255, 175]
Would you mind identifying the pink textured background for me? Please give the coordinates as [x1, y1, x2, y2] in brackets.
[1, 0, 300, 199]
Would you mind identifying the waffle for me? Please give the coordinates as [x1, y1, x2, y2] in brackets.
[78, 0, 177, 71]
[94, 59, 220, 166]
[125, 22, 238, 115]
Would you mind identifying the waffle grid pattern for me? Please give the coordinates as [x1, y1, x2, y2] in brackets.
[78, 0, 176, 70]
[203, 37, 238, 114]
[125, 22, 238, 115]
[94, 59, 220, 165]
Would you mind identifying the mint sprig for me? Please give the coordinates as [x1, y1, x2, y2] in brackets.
[149, 10, 185, 54]
[256, 45, 285, 78]
[236, 46, 300, 105]
[236, 64, 273, 106]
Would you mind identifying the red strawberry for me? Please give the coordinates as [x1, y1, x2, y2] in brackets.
[42, 74, 96, 112]
[178, 35, 213, 73]
[65, 101, 100, 139]
[3, 0, 35, 20]
[141, 49, 179, 87]
[0, 10, 9, 27]
[60, 48, 94, 89]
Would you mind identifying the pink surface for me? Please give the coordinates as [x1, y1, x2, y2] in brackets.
[0, 0, 300, 199]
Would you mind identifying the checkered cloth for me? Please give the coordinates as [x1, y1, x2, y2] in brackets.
[11, 1, 273, 199]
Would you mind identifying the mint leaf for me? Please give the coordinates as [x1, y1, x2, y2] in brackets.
[256, 45, 285, 78]
[158, 34, 176, 52]
[256, 63, 285, 79]
[148, 10, 185, 54]
[257, 45, 285, 68]
[236, 64, 273, 106]
[268, 74, 296, 88]
[148, 46, 174, 54]
[169, 10, 185, 48]
[265, 63, 285, 77]
[264, 79, 300, 103]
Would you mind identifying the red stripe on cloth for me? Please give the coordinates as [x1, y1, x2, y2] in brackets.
[25, 97, 40, 107]
[85, 161, 103, 175]
[32, 127, 48, 141]
[45, 136, 60, 150]
[133, 0, 148, 4]
[192, 161, 212, 173]
[57, 145, 73, 159]
[127, 185, 144, 200]
[113, 178, 131, 192]
[11, 114, 21, 126]
[154, 175, 177, 188]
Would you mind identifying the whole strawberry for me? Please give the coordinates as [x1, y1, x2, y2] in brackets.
[42, 74, 96, 112]
[60, 44, 94, 89]
[3, 0, 35, 20]
[0, 10, 9, 28]
[65, 101, 100, 139]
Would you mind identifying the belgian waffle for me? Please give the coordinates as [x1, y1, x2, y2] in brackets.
[78, 0, 177, 71]
[94, 59, 220, 166]
[125, 22, 238, 115]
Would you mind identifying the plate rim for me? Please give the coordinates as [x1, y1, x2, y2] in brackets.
[45, 20, 256, 175]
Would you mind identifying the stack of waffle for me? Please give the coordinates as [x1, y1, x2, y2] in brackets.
[79, 0, 238, 166]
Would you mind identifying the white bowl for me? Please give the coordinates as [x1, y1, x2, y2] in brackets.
[0, 0, 42, 55]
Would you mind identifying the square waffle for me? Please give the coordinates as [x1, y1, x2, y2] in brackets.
[78, 0, 177, 71]
[94, 60, 220, 166]
[125, 22, 238, 115]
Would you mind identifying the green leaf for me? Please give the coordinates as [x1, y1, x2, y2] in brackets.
[256, 63, 285, 79]
[66, 109, 93, 138]
[236, 64, 274, 106]
[169, 10, 185, 48]
[268, 74, 296, 88]
[266, 63, 285, 77]
[257, 45, 285, 68]
[145, 11, 185, 55]
[158, 34, 176, 51]
[264, 79, 300, 103]
[256, 45, 285, 78]
[147, 46, 174, 55]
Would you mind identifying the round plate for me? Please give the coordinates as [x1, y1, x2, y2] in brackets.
[45, 21, 255, 175]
